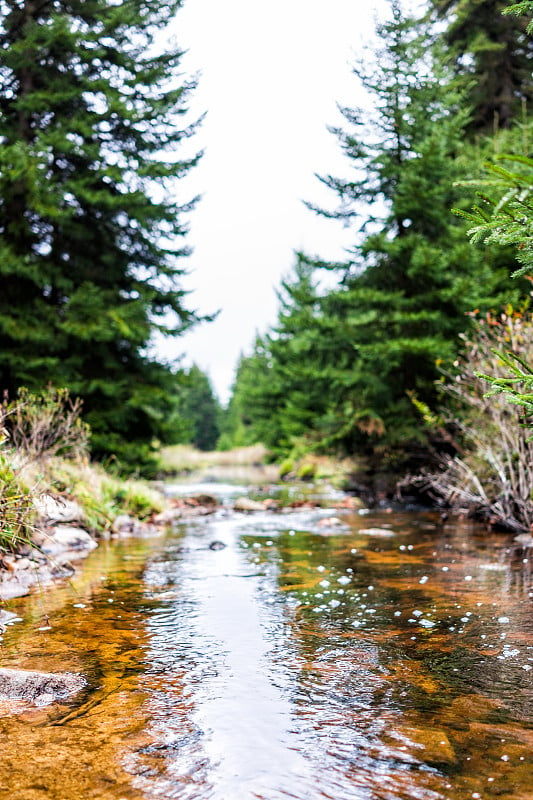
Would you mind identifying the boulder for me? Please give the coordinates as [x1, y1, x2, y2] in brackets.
[233, 496, 266, 512]
[40, 525, 97, 557]
[0, 555, 32, 572]
[34, 493, 85, 523]
[0, 668, 86, 706]
[111, 514, 140, 534]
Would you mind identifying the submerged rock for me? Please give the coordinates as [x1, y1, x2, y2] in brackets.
[0, 667, 86, 706]
[358, 527, 395, 537]
[317, 516, 344, 528]
[0, 524, 96, 598]
[112, 514, 142, 534]
[208, 540, 226, 550]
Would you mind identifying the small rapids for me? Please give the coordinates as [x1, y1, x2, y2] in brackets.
[0, 481, 532, 800]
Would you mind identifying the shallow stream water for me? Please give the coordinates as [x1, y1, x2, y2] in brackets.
[0, 480, 532, 800]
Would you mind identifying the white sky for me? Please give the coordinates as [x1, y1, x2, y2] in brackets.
[162, 0, 390, 404]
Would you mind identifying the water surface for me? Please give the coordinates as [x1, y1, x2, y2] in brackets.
[0, 489, 532, 799]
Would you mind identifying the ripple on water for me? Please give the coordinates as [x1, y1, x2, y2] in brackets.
[1, 505, 533, 800]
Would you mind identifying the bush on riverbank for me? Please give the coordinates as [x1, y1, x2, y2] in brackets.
[413, 308, 533, 531]
[0, 388, 165, 553]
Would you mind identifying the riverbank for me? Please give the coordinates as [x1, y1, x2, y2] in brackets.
[0, 456, 164, 600]
[0, 446, 363, 602]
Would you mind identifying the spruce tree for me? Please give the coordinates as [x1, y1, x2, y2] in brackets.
[429, 0, 533, 130]
[0, 0, 200, 468]
[301, 2, 525, 460]
[232, 2, 524, 468]
[179, 365, 221, 452]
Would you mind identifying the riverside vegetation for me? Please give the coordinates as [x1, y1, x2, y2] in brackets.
[0, 387, 165, 567]
[216, 0, 533, 532]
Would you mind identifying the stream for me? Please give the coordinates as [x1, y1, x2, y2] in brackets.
[0, 476, 532, 800]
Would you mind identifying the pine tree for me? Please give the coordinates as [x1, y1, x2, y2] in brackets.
[220, 338, 285, 451]
[429, 0, 533, 130]
[0, 0, 200, 468]
[178, 365, 221, 452]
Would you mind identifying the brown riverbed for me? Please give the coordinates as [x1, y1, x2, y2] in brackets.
[0, 482, 532, 800]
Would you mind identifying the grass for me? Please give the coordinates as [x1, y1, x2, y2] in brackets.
[158, 443, 270, 474]
[29, 458, 165, 532]
[0, 388, 167, 552]
[0, 455, 34, 551]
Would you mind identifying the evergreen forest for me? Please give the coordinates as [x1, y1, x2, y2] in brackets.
[223, 0, 533, 502]
[1, 0, 533, 514]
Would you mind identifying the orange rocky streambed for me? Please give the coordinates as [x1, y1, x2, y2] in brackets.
[0, 487, 532, 800]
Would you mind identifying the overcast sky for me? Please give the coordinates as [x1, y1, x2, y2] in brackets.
[162, 0, 390, 403]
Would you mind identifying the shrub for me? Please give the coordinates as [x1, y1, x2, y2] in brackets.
[2, 386, 89, 465]
[420, 308, 533, 531]
[0, 404, 33, 550]
[296, 460, 317, 481]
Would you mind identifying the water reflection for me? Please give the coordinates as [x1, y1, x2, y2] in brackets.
[0, 500, 532, 799]
[131, 508, 533, 799]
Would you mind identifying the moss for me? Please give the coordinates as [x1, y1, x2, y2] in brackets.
[296, 461, 316, 481]
[278, 459, 294, 479]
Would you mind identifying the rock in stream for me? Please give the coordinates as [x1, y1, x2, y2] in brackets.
[0, 668, 86, 706]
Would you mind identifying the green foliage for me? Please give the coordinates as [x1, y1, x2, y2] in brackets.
[457, 149, 533, 277]
[218, 345, 275, 450]
[429, 0, 533, 130]
[278, 459, 295, 479]
[228, 3, 524, 470]
[296, 461, 317, 481]
[177, 365, 221, 451]
[0, 0, 201, 471]
[504, 1, 533, 34]
[422, 307, 533, 531]
[101, 479, 164, 522]
[0, 455, 33, 551]
[32, 457, 164, 531]
[479, 346, 533, 413]
[455, 116, 533, 421]
[0, 386, 91, 549]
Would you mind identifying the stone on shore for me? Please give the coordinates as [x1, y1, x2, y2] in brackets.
[34, 494, 85, 524]
[39, 525, 97, 557]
